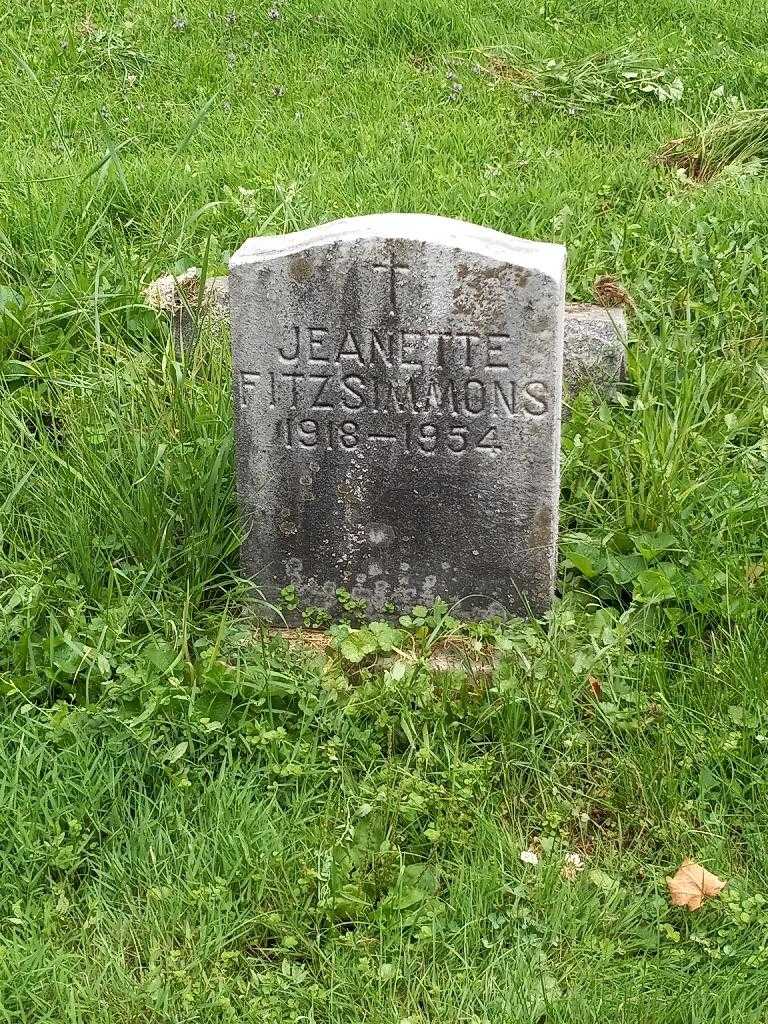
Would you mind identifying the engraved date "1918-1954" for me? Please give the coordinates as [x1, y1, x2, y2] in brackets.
[277, 417, 511, 455]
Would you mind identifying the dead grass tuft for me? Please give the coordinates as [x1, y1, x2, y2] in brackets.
[274, 627, 334, 654]
[657, 108, 768, 182]
[470, 48, 684, 112]
[592, 275, 636, 312]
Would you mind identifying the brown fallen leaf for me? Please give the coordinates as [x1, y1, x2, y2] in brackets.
[666, 859, 726, 911]
[587, 674, 602, 699]
[746, 562, 766, 586]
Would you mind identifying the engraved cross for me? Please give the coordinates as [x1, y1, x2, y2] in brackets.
[374, 253, 410, 309]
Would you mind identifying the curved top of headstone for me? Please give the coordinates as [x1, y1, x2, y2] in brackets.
[230, 213, 565, 279]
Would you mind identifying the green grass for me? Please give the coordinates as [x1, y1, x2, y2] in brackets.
[2, 0, 768, 1020]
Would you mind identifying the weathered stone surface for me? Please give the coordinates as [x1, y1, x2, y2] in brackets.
[151, 275, 622, 402]
[143, 269, 229, 351]
[562, 304, 627, 400]
[229, 214, 566, 619]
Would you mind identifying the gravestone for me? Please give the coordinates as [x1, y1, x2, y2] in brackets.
[229, 214, 566, 618]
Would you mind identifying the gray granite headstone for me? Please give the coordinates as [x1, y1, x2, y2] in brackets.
[229, 214, 566, 619]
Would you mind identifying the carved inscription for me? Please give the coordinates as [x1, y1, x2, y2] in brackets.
[275, 324, 514, 369]
[373, 254, 410, 307]
[276, 417, 508, 454]
[240, 321, 550, 455]
[239, 369, 548, 418]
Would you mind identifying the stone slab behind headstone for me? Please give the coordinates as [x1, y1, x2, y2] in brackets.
[562, 304, 627, 400]
[229, 214, 566, 618]
[149, 275, 626, 403]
